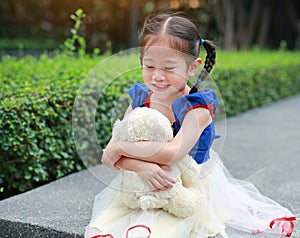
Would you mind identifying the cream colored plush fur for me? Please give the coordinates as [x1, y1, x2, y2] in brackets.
[112, 107, 202, 218]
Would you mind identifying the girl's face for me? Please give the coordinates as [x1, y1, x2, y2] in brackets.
[141, 38, 199, 101]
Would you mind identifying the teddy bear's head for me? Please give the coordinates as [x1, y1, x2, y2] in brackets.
[112, 107, 173, 142]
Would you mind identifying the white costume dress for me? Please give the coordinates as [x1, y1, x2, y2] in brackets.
[85, 84, 296, 238]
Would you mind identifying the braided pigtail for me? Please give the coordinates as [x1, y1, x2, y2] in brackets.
[190, 39, 216, 94]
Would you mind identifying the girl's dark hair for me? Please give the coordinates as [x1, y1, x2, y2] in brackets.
[139, 10, 216, 94]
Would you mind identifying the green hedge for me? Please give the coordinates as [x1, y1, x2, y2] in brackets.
[0, 51, 299, 199]
[214, 50, 300, 116]
[0, 55, 94, 198]
[215, 65, 300, 116]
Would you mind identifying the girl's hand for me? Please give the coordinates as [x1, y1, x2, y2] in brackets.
[101, 140, 122, 170]
[137, 163, 176, 191]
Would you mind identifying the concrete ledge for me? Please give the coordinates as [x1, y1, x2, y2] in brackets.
[0, 219, 81, 238]
[0, 95, 299, 237]
[0, 166, 116, 237]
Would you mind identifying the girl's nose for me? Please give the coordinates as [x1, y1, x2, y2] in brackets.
[152, 68, 166, 81]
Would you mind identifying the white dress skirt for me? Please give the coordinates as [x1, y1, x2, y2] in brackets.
[85, 150, 296, 238]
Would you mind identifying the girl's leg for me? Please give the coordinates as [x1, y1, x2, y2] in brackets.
[85, 227, 105, 238]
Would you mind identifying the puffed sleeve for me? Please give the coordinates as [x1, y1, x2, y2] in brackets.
[127, 83, 151, 109]
[171, 89, 219, 164]
[172, 88, 218, 125]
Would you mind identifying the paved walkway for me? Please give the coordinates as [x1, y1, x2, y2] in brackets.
[0, 95, 299, 237]
[215, 94, 300, 237]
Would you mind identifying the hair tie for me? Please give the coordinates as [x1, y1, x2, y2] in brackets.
[200, 39, 205, 45]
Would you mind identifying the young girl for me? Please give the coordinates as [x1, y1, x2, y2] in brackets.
[85, 10, 296, 238]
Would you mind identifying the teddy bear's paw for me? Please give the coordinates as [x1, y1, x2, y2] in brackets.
[140, 195, 168, 211]
[164, 191, 202, 218]
[120, 195, 142, 210]
[165, 204, 198, 218]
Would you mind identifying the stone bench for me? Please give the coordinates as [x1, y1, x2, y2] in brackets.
[0, 166, 113, 238]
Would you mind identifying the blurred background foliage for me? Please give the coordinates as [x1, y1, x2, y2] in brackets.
[0, 0, 299, 53]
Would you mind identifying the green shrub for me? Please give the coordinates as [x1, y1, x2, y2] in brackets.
[0, 55, 87, 198]
[214, 50, 300, 116]
[212, 64, 300, 116]
[0, 50, 299, 199]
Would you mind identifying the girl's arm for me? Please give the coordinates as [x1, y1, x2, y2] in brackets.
[102, 107, 212, 169]
[115, 157, 176, 191]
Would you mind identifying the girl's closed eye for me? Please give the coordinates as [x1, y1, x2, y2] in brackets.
[145, 65, 155, 69]
[164, 66, 175, 71]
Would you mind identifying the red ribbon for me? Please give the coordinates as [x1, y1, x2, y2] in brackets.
[126, 224, 152, 238]
[91, 224, 151, 238]
[92, 234, 114, 238]
[269, 216, 296, 238]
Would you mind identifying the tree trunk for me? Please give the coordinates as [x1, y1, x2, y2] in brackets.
[223, 0, 235, 50]
[286, 1, 300, 49]
[246, 0, 261, 48]
[128, 0, 138, 48]
[257, 4, 271, 48]
[212, 0, 226, 34]
[236, 0, 246, 49]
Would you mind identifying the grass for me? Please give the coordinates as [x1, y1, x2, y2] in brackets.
[0, 38, 62, 51]
[215, 50, 300, 69]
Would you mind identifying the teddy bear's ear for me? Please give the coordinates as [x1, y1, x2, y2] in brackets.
[112, 119, 121, 130]
[112, 118, 130, 141]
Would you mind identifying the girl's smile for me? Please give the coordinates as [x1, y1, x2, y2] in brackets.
[152, 83, 170, 91]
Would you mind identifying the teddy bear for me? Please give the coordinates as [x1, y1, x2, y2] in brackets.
[112, 107, 202, 218]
